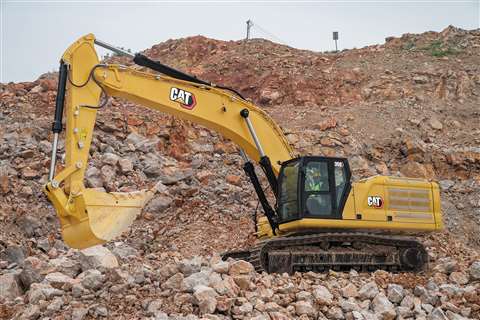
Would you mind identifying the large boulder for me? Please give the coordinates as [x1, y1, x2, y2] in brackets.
[4, 244, 25, 265]
[433, 258, 458, 274]
[102, 152, 120, 166]
[193, 285, 218, 314]
[118, 158, 133, 173]
[228, 260, 254, 276]
[0, 273, 22, 300]
[372, 294, 396, 320]
[18, 305, 41, 320]
[111, 242, 138, 261]
[428, 307, 448, 320]
[145, 195, 173, 214]
[178, 256, 203, 276]
[313, 285, 333, 305]
[233, 274, 252, 290]
[469, 260, 480, 280]
[48, 256, 82, 278]
[359, 281, 380, 300]
[78, 245, 119, 271]
[212, 275, 240, 298]
[295, 300, 315, 316]
[387, 284, 404, 303]
[78, 269, 104, 290]
[71, 307, 89, 320]
[212, 261, 229, 274]
[19, 256, 48, 289]
[341, 283, 359, 298]
[182, 270, 211, 292]
[44, 272, 76, 290]
[162, 273, 184, 291]
[449, 271, 469, 285]
[85, 166, 103, 188]
[400, 161, 434, 179]
[27, 283, 63, 303]
[339, 299, 359, 312]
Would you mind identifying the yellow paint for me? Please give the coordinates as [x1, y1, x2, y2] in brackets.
[258, 176, 443, 238]
[44, 34, 443, 249]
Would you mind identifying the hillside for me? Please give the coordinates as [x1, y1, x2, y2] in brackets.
[0, 26, 479, 319]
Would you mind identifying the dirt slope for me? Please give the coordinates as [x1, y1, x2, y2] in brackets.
[0, 25, 479, 319]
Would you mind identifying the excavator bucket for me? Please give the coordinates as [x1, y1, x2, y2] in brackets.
[45, 185, 155, 249]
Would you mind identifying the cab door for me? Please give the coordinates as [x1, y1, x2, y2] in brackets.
[277, 159, 301, 223]
[301, 157, 351, 220]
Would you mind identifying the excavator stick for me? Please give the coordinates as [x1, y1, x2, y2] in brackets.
[44, 34, 155, 249]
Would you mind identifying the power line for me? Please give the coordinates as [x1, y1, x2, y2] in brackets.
[252, 23, 288, 45]
[246, 19, 288, 45]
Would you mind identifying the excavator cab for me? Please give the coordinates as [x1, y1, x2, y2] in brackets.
[277, 157, 351, 224]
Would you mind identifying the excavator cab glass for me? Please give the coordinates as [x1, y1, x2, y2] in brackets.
[278, 160, 300, 221]
[277, 157, 351, 223]
[304, 161, 332, 217]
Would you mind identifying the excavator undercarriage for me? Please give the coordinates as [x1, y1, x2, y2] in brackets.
[223, 232, 428, 274]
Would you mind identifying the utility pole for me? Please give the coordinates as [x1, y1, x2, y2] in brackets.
[246, 19, 253, 40]
[333, 31, 339, 52]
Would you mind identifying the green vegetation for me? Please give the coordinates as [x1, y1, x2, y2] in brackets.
[402, 41, 416, 51]
[425, 40, 459, 57]
[403, 39, 461, 57]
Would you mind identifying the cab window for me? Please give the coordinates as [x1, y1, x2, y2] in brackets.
[304, 162, 329, 192]
[278, 161, 299, 221]
[304, 161, 332, 217]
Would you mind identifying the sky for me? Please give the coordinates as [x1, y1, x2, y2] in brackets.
[1, 0, 479, 83]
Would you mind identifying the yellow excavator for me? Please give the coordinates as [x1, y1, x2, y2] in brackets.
[44, 34, 443, 273]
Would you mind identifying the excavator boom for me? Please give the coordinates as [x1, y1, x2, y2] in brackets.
[44, 34, 294, 248]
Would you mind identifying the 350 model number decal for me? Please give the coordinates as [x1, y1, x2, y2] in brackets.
[170, 87, 196, 110]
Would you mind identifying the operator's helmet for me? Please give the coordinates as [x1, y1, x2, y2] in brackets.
[305, 163, 326, 192]
[310, 164, 325, 179]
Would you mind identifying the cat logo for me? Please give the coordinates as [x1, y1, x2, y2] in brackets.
[367, 196, 383, 208]
[170, 87, 196, 110]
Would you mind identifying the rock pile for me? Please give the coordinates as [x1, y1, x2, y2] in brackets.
[1, 247, 480, 319]
[1, 26, 480, 319]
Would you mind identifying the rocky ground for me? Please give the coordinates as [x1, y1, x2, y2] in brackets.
[0, 26, 479, 319]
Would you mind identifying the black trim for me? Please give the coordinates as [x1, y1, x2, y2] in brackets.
[134, 54, 210, 86]
[337, 159, 352, 216]
[259, 156, 278, 197]
[242, 161, 278, 234]
[276, 159, 301, 223]
[133, 54, 246, 100]
[52, 61, 68, 133]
